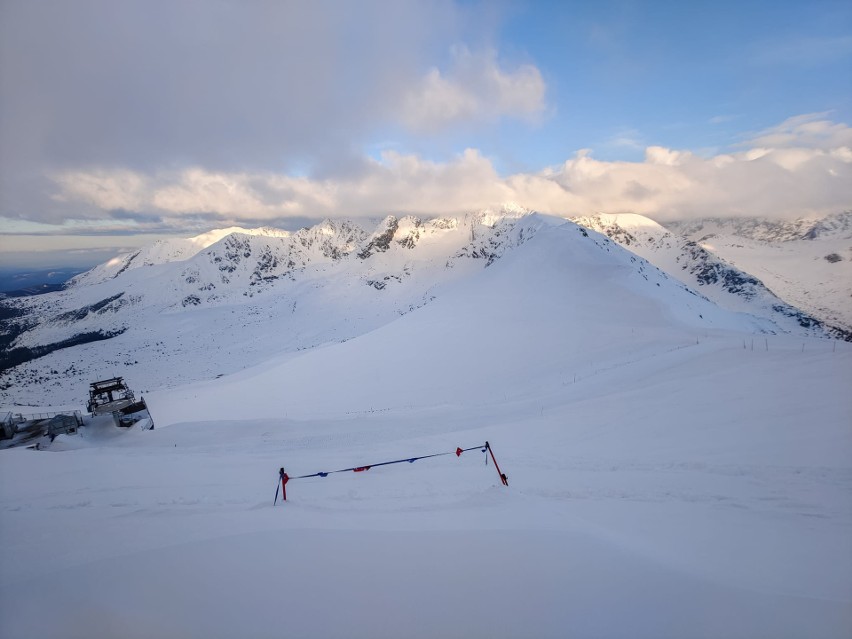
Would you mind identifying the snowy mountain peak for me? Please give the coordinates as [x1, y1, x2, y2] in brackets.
[472, 203, 532, 228]
[572, 212, 851, 340]
[391, 216, 426, 250]
[165, 225, 291, 250]
[654, 211, 852, 332]
[358, 216, 401, 259]
[592, 213, 668, 232]
[802, 210, 852, 240]
[68, 225, 295, 288]
[293, 219, 367, 260]
[572, 213, 671, 248]
[666, 212, 852, 244]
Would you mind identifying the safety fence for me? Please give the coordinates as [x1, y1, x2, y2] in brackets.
[274, 441, 508, 504]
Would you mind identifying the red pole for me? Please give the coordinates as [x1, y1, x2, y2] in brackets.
[485, 442, 508, 486]
[279, 468, 289, 501]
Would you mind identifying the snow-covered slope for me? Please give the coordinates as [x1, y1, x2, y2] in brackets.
[149, 214, 775, 427]
[665, 212, 852, 332]
[0, 209, 530, 404]
[1, 213, 850, 638]
[572, 213, 851, 338]
[69, 226, 293, 287]
[1, 209, 846, 409]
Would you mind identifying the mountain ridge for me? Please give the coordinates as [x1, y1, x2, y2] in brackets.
[1, 209, 847, 406]
[653, 212, 852, 332]
[665, 211, 852, 243]
[571, 213, 826, 327]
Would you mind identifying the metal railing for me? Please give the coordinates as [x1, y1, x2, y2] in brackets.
[10, 410, 83, 426]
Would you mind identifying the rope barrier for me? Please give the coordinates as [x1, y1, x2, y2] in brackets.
[273, 442, 507, 504]
[292, 445, 487, 479]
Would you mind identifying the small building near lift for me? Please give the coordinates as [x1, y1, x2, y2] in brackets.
[47, 413, 80, 441]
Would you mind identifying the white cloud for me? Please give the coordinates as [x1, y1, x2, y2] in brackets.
[0, 0, 468, 206]
[0, 3, 551, 222]
[644, 147, 689, 166]
[151, 171, 272, 217]
[52, 169, 150, 211]
[47, 115, 852, 225]
[743, 112, 852, 150]
[400, 48, 547, 132]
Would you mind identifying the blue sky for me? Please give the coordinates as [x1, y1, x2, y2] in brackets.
[406, 0, 852, 168]
[0, 0, 850, 266]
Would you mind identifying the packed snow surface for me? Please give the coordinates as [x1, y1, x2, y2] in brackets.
[1, 214, 851, 638]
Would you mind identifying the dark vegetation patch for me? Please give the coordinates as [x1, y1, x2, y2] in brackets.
[0, 329, 126, 373]
[1, 283, 67, 298]
[54, 292, 125, 323]
[0, 302, 32, 352]
[0, 304, 25, 322]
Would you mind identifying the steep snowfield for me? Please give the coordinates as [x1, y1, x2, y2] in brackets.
[572, 213, 850, 338]
[667, 212, 852, 332]
[687, 232, 852, 332]
[1, 214, 850, 638]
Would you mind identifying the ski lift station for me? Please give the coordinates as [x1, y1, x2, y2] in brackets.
[0, 410, 83, 449]
[1, 377, 153, 450]
[87, 377, 138, 415]
[46, 414, 80, 439]
[87, 377, 152, 429]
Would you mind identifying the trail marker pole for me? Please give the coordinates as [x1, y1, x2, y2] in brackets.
[485, 441, 509, 486]
[274, 467, 289, 505]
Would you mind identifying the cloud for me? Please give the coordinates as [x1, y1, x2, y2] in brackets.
[399, 48, 547, 132]
[742, 112, 852, 150]
[0, 0, 466, 196]
[46, 150, 508, 222]
[52, 169, 150, 212]
[43, 115, 852, 225]
[541, 140, 851, 220]
[0, 1, 552, 223]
